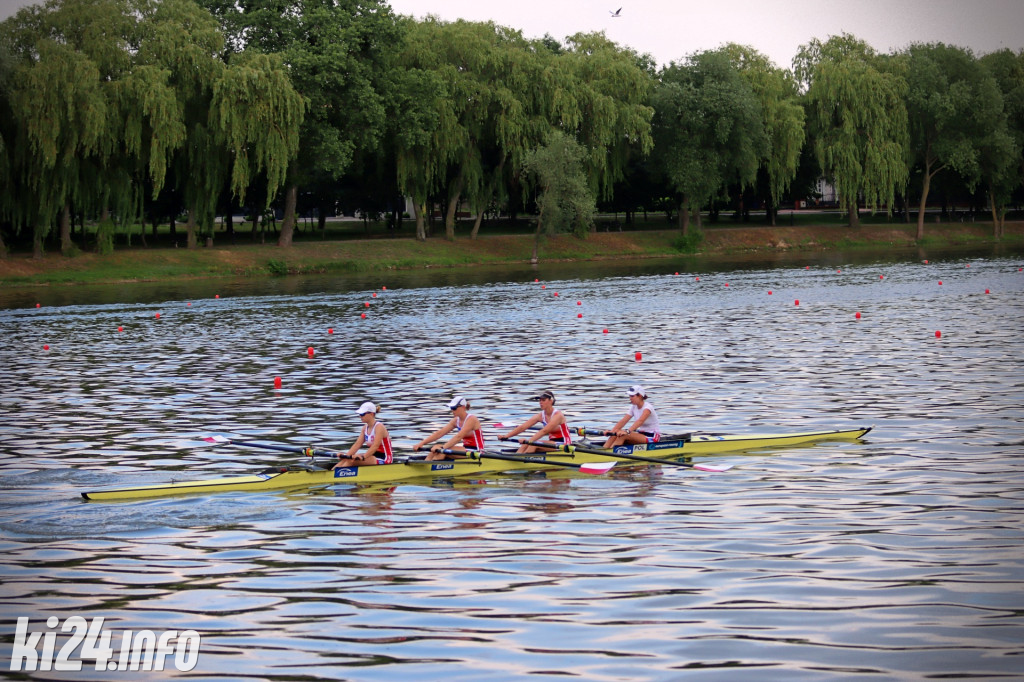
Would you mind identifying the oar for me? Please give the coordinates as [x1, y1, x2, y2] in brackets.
[505, 438, 734, 472]
[202, 435, 338, 458]
[431, 448, 615, 475]
[571, 426, 695, 441]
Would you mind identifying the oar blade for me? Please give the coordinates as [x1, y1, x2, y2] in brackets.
[579, 461, 616, 475]
[692, 462, 735, 472]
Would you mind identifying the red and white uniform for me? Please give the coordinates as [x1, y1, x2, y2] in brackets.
[541, 409, 572, 444]
[458, 414, 485, 450]
[363, 422, 394, 463]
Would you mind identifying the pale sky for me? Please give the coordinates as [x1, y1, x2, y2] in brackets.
[2, 0, 1022, 70]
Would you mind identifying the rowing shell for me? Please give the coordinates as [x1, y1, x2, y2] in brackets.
[81, 426, 871, 501]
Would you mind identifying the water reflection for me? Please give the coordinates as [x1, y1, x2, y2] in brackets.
[1, 253, 1023, 679]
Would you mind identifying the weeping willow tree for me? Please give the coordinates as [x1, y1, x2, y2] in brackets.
[795, 34, 908, 227]
[135, 0, 302, 248]
[724, 44, 805, 226]
[212, 51, 304, 225]
[1, 0, 134, 257]
[553, 32, 655, 205]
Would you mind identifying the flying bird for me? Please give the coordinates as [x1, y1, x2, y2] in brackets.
[610, 8, 622, 17]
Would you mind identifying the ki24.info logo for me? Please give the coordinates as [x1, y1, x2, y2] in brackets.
[8, 616, 200, 672]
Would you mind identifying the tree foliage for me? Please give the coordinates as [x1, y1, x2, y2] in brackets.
[650, 48, 767, 233]
[795, 34, 909, 227]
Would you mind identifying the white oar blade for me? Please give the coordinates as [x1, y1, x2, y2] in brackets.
[692, 462, 735, 472]
[202, 435, 230, 444]
[579, 461, 616, 475]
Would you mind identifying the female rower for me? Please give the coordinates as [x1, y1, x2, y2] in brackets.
[602, 385, 661, 448]
[334, 401, 393, 468]
[413, 396, 486, 461]
[500, 390, 572, 454]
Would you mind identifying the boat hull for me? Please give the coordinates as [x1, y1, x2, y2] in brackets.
[81, 426, 871, 501]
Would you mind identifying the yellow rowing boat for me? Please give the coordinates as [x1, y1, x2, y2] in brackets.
[81, 426, 872, 501]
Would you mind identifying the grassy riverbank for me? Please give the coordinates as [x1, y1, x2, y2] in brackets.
[1, 220, 1021, 286]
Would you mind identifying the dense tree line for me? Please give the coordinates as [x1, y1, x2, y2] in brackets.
[1, 1, 1022, 258]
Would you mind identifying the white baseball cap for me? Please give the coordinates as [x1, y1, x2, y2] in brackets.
[356, 401, 376, 415]
[448, 396, 467, 410]
[626, 385, 646, 397]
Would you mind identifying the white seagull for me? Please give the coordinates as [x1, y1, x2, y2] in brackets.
[610, 7, 622, 17]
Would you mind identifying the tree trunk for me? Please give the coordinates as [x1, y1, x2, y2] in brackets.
[60, 204, 73, 255]
[989, 190, 1002, 239]
[445, 180, 463, 241]
[413, 201, 427, 241]
[277, 184, 299, 247]
[916, 163, 935, 240]
[186, 207, 198, 249]
[0, 230, 6, 259]
[692, 203, 702, 230]
[33, 222, 44, 259]
[677, 197, 689, 235]
[848, 204, 860, 228]
[531, 212, 543, 264]
[318, 210, 327, 240]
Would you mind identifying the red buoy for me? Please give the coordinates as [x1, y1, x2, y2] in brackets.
[553, 292, 559, 297]
[274, 376, 282, 388]
[372, 292, 377, 298]
[880, 275, 884, 280]
[577, 313, 583, 318]
[118, 326, 123, 332]
[35, 303, 40, 308]
[635, 351, 642, 361]
[695, 277, 700, 282]
[577, 301, 582, 305]
[382, 286, 387, 290]
[938, 281, 943, 285]
[855, 312, 861, 319]
[724, 283, 729, 287]
[43, 344, 49, 350]
[187, 302, 191, 307]
[935, 330, 942, 338]
[768, 290, 773, 295]
[985, 289, 990, 294]
[215, 295, 220, 299]
[328, 328, 334, 334]
[155, 312, 160, 319]
[364, 302, 370, 307]
[603, 329, 608, 334]
[307, 347, 315, 358]
[541, 285, 546, 289]
[795, 299, 800, 306]
[360, 313, 366, 319]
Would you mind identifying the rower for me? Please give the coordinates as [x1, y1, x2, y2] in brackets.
[412, 396, 486, 461]
[602, 385, 661, 448]
[500, 390, 572, 453]
[335, 401, 393, 468]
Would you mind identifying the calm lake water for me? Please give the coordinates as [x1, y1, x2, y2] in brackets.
[1, 248, 1023, 680]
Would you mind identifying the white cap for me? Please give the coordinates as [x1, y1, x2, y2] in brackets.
[448, 396, 467, 410]
[356, 401, 376, 415]
[627, 385, 646, 397]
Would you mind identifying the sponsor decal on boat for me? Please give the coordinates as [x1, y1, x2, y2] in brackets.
[8, 616, 201, 672]
[333, 467, 359, 478]
[650, 441, 685, 450]
[431, 463, 455, 471]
